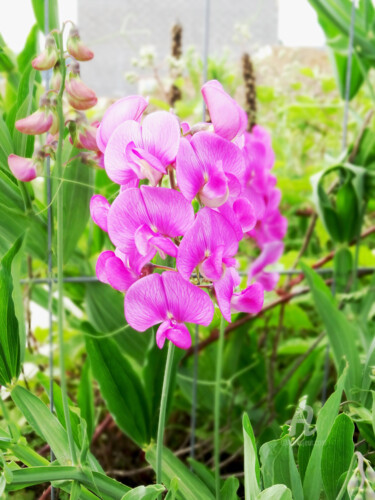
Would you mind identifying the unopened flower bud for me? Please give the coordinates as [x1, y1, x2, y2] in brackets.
[67, 27, 94, 62]
[8, 154, 43, 182]
[65, 74, 98, 111]
[15, 109, 53, 135]
[76, 122, 100, 151]
[51, 64, 62, 92]
[32, 35, 58, 71]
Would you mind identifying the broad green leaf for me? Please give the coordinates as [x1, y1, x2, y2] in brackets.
[0, 114, 13, 172]
[257, 485, 293, 500]
[13, 66, 36, 158]
[259, 435, 303, 500]
[220, 476, 239, 500]
[187, 459, 215, 494]
[243, 413, 261, 499]
[78, 358, 95, 442]
[0, 237, 23, 386]
[11, 385, 73, 465]
[85, 282, 150, 364]
[321, 413, 354, 499]
[303, 369, 347, 500]
[146, 444, 215, 500]
[60, 146, 94, 262]
[31, 0, 59, 32]
[121, 485, 165, 499]
[85, 328, 151, 447]
[301, 263, 361, 400]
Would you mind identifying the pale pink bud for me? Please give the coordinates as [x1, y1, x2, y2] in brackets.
[32, 35, 58, 71]
[51, 66, 62, 92]
[66, 75, 97, 111]
[67, 27, 94, 62]
[15, 109, 53, 135]
[79, 123, 99, 151]
[8, 154, 39, 182]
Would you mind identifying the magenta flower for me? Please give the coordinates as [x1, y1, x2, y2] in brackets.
[90, 195, 111, 232]
[8, 154, 39, 182]
[247, 241, 284, 291]
[96, 96, 148, 153]
[125, 271, 214, 349]
[15, 110, 54, 135]
[176, 131, 245, 208]
[177, 208, 238, 282]
[104, 111, 180, 186]
[214, 268, 264, 322]
[96, 248, 149, 292]
[201, 80, 247, 141]
[108, 185, 194, 259]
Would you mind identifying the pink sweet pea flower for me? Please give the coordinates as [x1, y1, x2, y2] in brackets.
[108, 185, 194, 259]
[104, 111, 180, 186]
[67, 27, 94, 62]
[125, 271, 214, 349]
[96, 95, 148, 153]
[177, 207, 238, 282]
[8, 154, 39, 182]
[32, 36, 58, 71]
[176, 131, 245, 208]
[90, 195, 111, 231]
[201, 80, 247, 141]
[15, 109, 54, 135]
[66, 76, 98, 110]
[96, 248, 150, 292]
[214, 267, 264, 322]
[247, 241, 284, 291]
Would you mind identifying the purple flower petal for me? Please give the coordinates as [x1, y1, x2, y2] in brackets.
[90, 194, 110, 232]
[231, 282, 264, 315]
[141, 111, 181, 166]
[214, 268, 241, 322]
[156, 320, 192, 350]
[176, 137, 205, 202]
[97, 95, 148, 153]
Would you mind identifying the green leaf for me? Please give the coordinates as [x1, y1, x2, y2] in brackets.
[301, 263, 362, 400]
[31, 0, 59, 32]
[257, 485, 293, 500]
[60, 147, 94, 262]
[85, 282, 150, 364]
[220, 476, 239, 500]
[0, 237, 23, 385]
[85, 328, 151, 447]
[243, 413, 261, 499]
[146, 444, 215, 500]
[303, 369, 347, 500]
[11, 385, 73, 465]
[0, 114, 13, 171]
[78, 358, 95, 442]
[13, 66, 36, 158]
[259, 435, 303, 500]
[321, 413, 354, 500]
[121, 485, 165, 499]
[17, 24, 39, 74]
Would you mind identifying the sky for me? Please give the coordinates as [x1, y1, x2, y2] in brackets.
[0, 0, 325, 53]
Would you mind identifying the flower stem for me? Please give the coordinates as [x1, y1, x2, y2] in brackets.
[214, 315, 226, 499]
[156, 341, 175, 490]
[55, 31, 77, 466]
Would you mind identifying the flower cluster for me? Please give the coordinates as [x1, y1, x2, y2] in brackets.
[92, 80, 287, 349]
[8, 25, 99, 182]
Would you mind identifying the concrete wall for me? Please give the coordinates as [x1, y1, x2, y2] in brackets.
[78, 0, 278, 97]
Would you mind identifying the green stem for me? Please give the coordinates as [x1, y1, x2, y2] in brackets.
[18, 181, 33, 213]
[214, 315, 226, 499]
[156, 341, 175, 491]
[55, 31, 77, 466]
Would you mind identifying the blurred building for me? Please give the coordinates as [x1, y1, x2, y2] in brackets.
[78, 0, 278, 97]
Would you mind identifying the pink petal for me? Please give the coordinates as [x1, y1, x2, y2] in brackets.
[201, 80, 247, 140]
[150, 236, 179, 259]
[214, 268, 241, 322]
[125, 273, 168, 331]
[199, 169, 229, 208]
[248, 241, 284, 283]
[90, 195, 110, 232]
[140, 185, 194, 238]
[96, 251, 114, 284]
[255, 271, 280, 292]
[8, 154, 37, 182]
[231, 283, 264, 315]
[156, 320, 192, 350]
[233, 198, 256, 232]
[177, 208, 238, 281]
[105, 255, 138, 292]
[176, 137, 205, 202]
[15, 110, 53, 135]
[141, 111, 181, 166]
[104, 120, 143, 185]
[162, 272, 214, 326]
[97, 96, 148, 153]
[200, 245, 224, 282]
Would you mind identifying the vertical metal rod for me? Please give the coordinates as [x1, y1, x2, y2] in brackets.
[44, 1, 56, 497]
[190, 0, 211, 463]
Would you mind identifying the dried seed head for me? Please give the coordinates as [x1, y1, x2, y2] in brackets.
[242, 52, 257, 132]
